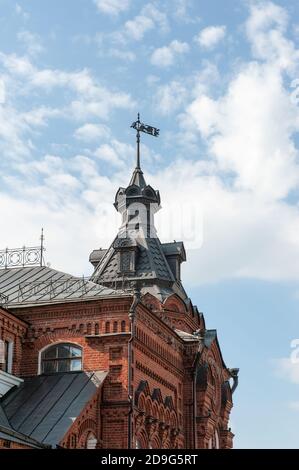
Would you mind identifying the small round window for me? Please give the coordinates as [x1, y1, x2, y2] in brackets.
[41, 343, 82, 374]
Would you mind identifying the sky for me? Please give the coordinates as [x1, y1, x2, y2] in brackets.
[0, 0, 299, 448]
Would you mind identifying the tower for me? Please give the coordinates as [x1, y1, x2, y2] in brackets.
[90, 115, 187, 301]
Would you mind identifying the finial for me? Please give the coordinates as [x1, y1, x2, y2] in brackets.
[130, 114, 160, 172]
[40, 228, 45, 267]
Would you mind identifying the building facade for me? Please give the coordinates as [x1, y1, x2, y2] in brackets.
[0, 130, 238, 449]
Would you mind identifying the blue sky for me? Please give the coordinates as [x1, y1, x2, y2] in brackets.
[0, 0, 299, 448]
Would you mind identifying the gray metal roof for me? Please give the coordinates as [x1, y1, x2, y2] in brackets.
[175, 329, 201, 342]
[0, 403, 48, 448]
[1, 371, 107, 447]
[161, 242, 186, 261]
[92, 236, 176, 285]
[0, 403, 10, 428]
[0, 265, 121, 307]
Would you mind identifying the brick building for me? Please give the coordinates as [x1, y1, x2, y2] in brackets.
[0, 125, 238, 449]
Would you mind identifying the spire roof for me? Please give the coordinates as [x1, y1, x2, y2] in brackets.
[129, 167, 147, 189]
[90, 116, 187, 302]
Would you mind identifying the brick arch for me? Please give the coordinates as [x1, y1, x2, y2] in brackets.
[145, 397, 152, 417]
[78, 418, 97, 440]
[152, 402, 159, 420]
[170, 411, 178, 429]
[162, 439, 171, 449]
[141, 293, 162, 311]
[137, 392, 146, 412]
[34, 330, 84, 351]
[149, 433, 161, 449]
[158, 404, 164, 422]
[77, 418, 97, 449]
[164, 409, 171, 426]
[163, 294, 187, 313]
[134, 380, 180, 450]
[135, 429, 148, 449]
[37, 338, 84, 374]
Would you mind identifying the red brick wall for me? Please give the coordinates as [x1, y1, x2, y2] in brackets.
[0, 307, 27, 376]
[4, 295, 234, 449]
[0, 438, 34, 449]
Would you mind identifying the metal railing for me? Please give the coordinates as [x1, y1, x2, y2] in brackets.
[0, 292, 8, 307]
[0, 246, 45, 269]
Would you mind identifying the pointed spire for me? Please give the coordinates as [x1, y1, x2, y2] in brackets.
[136, 112, 141, 170]
[129, 167, 147, 188]
[129, 113, 159, 189]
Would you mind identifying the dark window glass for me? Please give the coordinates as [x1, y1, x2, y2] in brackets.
[4, 341, 9, 372]
[44, 347, 57, 359]
[41, 344, 82, 374]
[43, 360, 56, 374]
[57, 344, 70, 358]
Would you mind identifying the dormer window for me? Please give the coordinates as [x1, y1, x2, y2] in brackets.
[119, 251, 135, 273]
[41, 343, 82, 374]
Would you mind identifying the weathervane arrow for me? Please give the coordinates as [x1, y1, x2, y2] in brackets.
[130, 113, 159, 169]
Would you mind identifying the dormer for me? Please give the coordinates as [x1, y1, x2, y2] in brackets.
[162, 242, 186, 281]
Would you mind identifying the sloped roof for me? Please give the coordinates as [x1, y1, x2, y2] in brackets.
[0, 265, 121, 308]
[92, 236, 176, 285]
[1, 371, 107, 447]
[129, 168, 147, 188]
[175, 329, 200, 342]
[0, 403, 10, 428]
[161, 242, 186, 261]
[0, 403, 48, 448]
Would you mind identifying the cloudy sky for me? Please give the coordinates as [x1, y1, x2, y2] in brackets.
[0, 0, 299, 448]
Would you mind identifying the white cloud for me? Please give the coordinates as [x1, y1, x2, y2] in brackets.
[185, 61, 299, 201]
[275, 358, 299, 384]
[0, 77, 6, 104]
[17, 30, 44, 57]
[15, 3, 29, 20]
[3, 0, 299, 289]
[173, 0, 195, 22]
[74, 123, 111, 142]
[104, 3, 169, 44]
[94, 139, 134, 168]
[246, 1, 299, 72]
[195, 25, 226, 49]
[154, 81, 188, 115]
[94, 0, 130, 16]
[107, 48, 136, 62]
[0, 52, 135, 122]
[124, 15, 154, 41]
[150, 40, 189, 67]
[0, 53, 35, 77]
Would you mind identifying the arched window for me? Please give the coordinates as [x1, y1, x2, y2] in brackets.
[70, 434, 77, 448]
[86, 433, 97, 449]
[208, 430, 220, 449]
[113, 321, 118, 333]
[41, 343, 82, 374]
[135, 439, 142, 449]
[121, 320, 126, 332]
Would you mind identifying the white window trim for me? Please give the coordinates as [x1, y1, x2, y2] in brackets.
[6, 341, 14, 374]
[38, 341, 83, 375]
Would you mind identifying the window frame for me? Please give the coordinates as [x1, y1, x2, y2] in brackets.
[3, 340, 14, 374]
[39, 342, 83, 375]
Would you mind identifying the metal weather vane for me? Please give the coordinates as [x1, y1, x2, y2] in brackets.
[130, 113, 159, 169]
